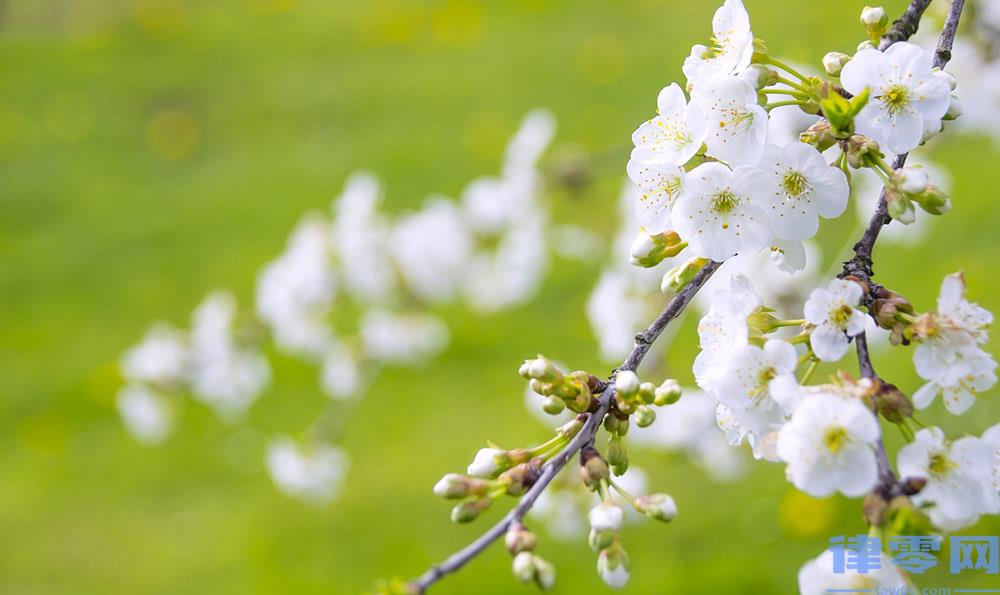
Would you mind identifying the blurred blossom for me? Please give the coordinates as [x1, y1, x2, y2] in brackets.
[120, 322, 189, 389]
[320, 341, 363, 401]
[766, 104, 820, 146]
[549, 224, 605, 263]
[189, 291, 271, 419]
[331, 172, 397, 302]
[502, 109, 556, 180]
[116, 384, 174, 445]
[266, 436, 349, 505]
[360, 310, 449, 365]
[256, 213, 337, 357]
[464, 217, 547, 312]
[391, 197, 472, 303]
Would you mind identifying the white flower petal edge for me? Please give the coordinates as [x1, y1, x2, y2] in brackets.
[804, 279, 867, 362]
[691, 75, 768, 166]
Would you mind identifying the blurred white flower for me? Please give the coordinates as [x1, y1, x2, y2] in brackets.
[391, 197, 472, 304]
[331, 171, 397, 302]
[120, 323, 189, 388]
[360, 309, 449, 365]
[463, 218, 547, 312]
[116, 384, 174, 445]
[266, 435, 350, 505]
[320, 340, 363, 400]
[189, 291, 271, 419]
[798, 549, 905, 595]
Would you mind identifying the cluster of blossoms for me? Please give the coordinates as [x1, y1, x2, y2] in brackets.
[117, 112, 563, 504]
[414, 3, 1000, 594]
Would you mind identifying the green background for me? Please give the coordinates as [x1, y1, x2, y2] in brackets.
[3, 0, 1000, 593]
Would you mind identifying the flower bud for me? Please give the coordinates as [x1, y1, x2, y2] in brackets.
[634, 405, 656, 428]
[857, 39, 877, 52]
[863, 490, 888, 527]
[589, 528, 615, 552]
[944, 95, 962, 120]
[607, 438, 629, 475]
[533, 555, 556, 591]
[518, 360, 531, 379]
[886, 191, 916, 224]
[614, 370, 640, 398]
[502, 460, 543, 496]
[912, 185, 951, 215]
[580, 446, 610, 490]
[558, 415, 586, 438]
[433, 473, 488, 499]
[512, 551, 535, 582]
[638, 382, 656, 405]
[894, 166, 929, 196]
[902, 476, 928, 496]
[451, 496, 492, 523]
[661, 257, 710, 293]
[541, 395, 565, 415]
[654, 379, 682, 405]
[822, 51, 850, 77]
[845, 134, 881, 169]
[629, 230, 685, 268]
[874, 382, 913, 424]
[467, 447, 509, 478]
[597, 543, 630, 589]
[528, 356, 561, 383]
[861, 6, 888, 39]
[529, 378, 553, 396]
[635, 493, 677, 522]
[589, 501, 625, 532]
[603, 411, 629, 436]
[505, 523, 537, 554]
[746, 305, 784, 336]
[800, 119, 838, 151]
[566, 390, 594, 413]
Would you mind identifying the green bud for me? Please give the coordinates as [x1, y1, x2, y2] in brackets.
[451, 496, 492, 523]
[566, 390, 593, 413]
[912, 185, 950, 215]
[607, 438, 628, 475]
[875, 383, 914, 424]
[513, 552, 556, 591]
[614, 391, 637, 415]
[501, 461, 542, 496]
[886, 191, 916, 224]
[603, 412, 630, 436]
[822, 86, 869, 138]
[799, 119, 838, 151]
[597, 542, 631, 588]
[654, 379, 682, 406]
[589, 528, 615, 552]
[579, 447, 610, 490]
[614, 370, 640, 398]
[635, 493, 677, 522]
[634, 405, 656, 428]
[861, 6, 889, 41]
[744, 64, 779, 89]
[541, 395, 565, 415]
[845, 133, 881, 169]
[638, 382, 656, 405]
[529, 378, 554, 397]
[746, 305, 783, 335]
[528, 356, 561, 383]
[433, 473, 488, 499]
[629, 230, 686, 268]
[944, 95, 962, 120]
[751, 37, 768, 60]
[661, 257, 710, 293]
[885, 495, 935, 537]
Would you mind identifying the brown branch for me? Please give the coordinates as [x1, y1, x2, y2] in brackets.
[848, 0, 966, 503]
[409, 261, 721, 593]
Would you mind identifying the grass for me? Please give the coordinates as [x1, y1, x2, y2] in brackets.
[2, 0, 1000, 592]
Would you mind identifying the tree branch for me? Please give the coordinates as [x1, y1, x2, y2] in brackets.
[410, 260, 721, 593]
[848, 0, 966, 503]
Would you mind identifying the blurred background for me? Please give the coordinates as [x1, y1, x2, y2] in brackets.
[4, 0, 1000, 593]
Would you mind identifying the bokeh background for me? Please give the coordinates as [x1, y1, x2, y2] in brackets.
[4, 0, 1000, 593]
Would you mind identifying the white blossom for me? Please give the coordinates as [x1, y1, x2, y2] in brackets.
[693, 273, 762, 389]
[391, 197, 472, 303]
[589, 501, 625, 532]
[798, 549, 906, 595]
[690, 75, 768, 165]
[319, 341, 363, 400]
[116, 384, 174, 445]
[840, 41, 952, 154]
[672, 162, 770, 261]
[897, 427, 999, 530]
[741, 142, 849, 241]
[626, 159, 686, 235]
[331, 172, 397, 302]
[682, 0, 754, 84]
[360, 310, 449, 365]
[463, 218, 547, 312]
[266, 436, 350, 505]
[467, 447, 505, 478]
[630, 83, 707, 168]
[120, 323, 189, 388]
[776, 393, 879, 497]
[803, 279, 867, 361]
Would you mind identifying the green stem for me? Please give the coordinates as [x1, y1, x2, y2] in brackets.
[759, 55, 810, 82]
[799, 358, 820, 384]
[776, 76, 808, 91]
[761, 89, 809, 99]
[765, 100, 805, 110]
[608, 478, 637, 506]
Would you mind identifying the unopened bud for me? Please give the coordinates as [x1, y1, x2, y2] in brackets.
[614, 370, 640, 398]
[857, 39, 877, 52]
[580, 446, 610, 490]
[635, 493, 677, 522]
[861, 6, 888, 40]
[467, 447, 510, 478]
[512, 551, 556, 591]
[746, 305, 783, 335]
[638, 382, 656, 404]
[894, 166, 929, 196]
[589, 501, 625, 532]
[845, 134, 881, 169]
[502, 460, 543, 496]
[742, 64, 779, 89]
[589, 528, 615, 552]
[528, 356, 561, 383]
[654, 379, 682, 405]
[912, 185, 950, 215]
[661, 257, 710, 293]
[451, 496, 492, 523]
[603, 411, 630, 436]
[608, 438, 629, 475]
[634, 405, 656, 428]
[886, 191, 916, 224]
[863, 490, 888, 527]
[512, 551, 535, 582]
[800, 119, 837, 151]
[629, 230, 686, 268]
[902, 476, 928, 496]
[875, 383, 913, 423]
[541, 395, 565, 415]
[597, 543, 631, 589]
[822, 51, 850, 77]
[505, 523, 537, 554]
[433, 473, 488, 499]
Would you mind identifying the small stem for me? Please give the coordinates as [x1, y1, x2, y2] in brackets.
[759, 55, 810, 82]
[765, 100, 805, 110]
[799, 358, 820, 384]
[761, 89, 809, 99]
[776, 76, 808, 91]
[608, 477, 637, 505]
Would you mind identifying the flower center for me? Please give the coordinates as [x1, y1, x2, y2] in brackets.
[711, 190, 738, 214]
[928, 451, 956, 477]
[757, 366, 776, 387]
[829, 304, 854, 329]
[881, 84, 911, 114]
[781, 170, 810, 197]
[823, 426, 849, 453]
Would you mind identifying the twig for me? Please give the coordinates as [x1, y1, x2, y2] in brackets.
[847, 0, 966, 503]
[409, 261, 721, 593]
